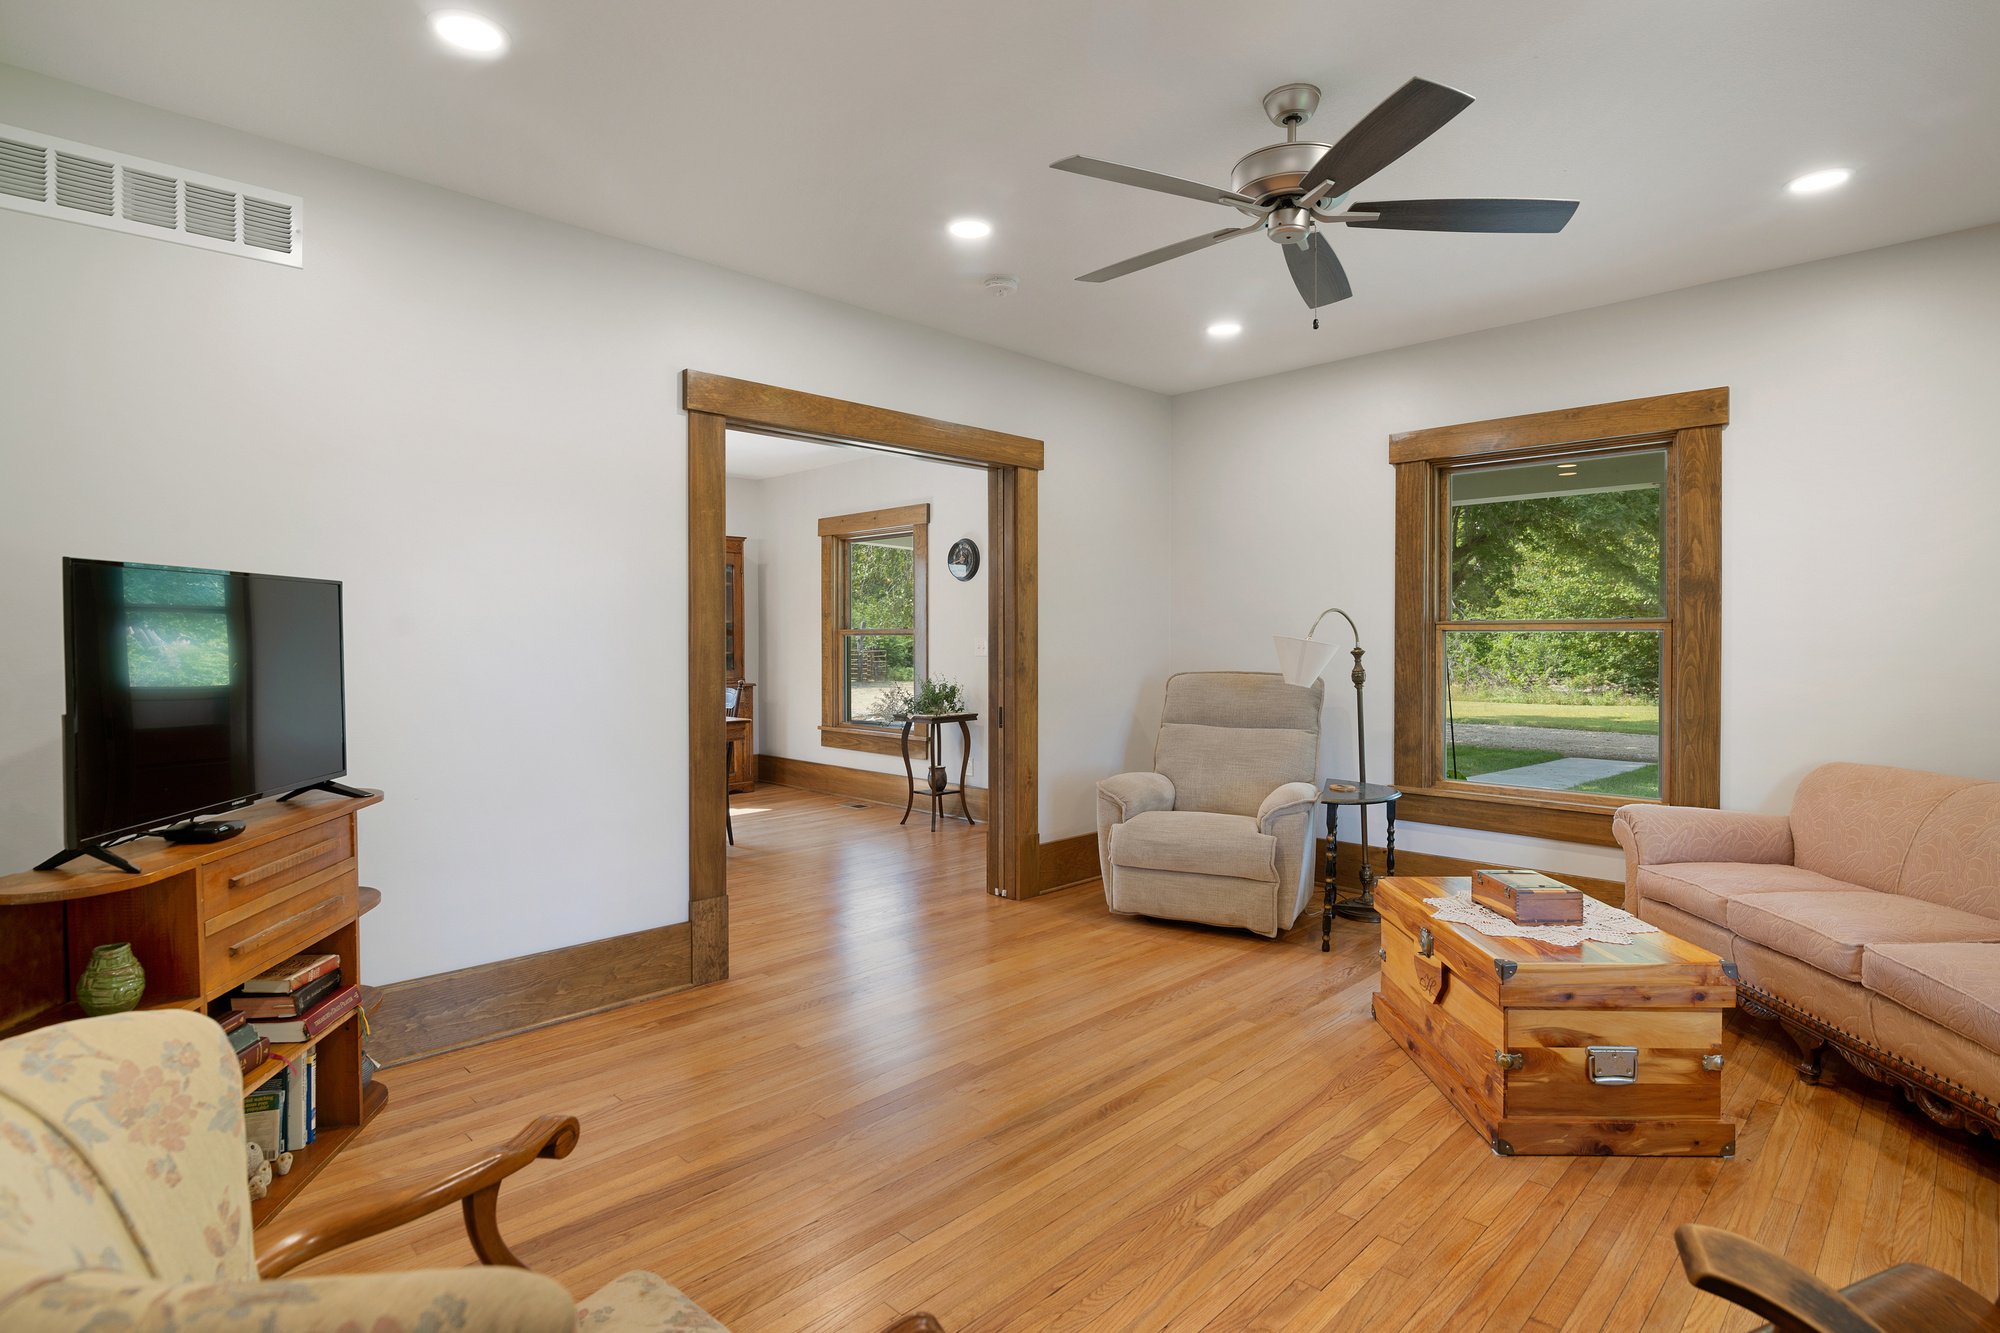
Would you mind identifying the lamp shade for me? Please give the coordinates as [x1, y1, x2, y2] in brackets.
[1274, 634, 1340, 687]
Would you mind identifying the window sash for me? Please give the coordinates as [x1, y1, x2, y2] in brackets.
[819, 506, 929, 746]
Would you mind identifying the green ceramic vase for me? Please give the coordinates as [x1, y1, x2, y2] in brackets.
[76, 942, 146, 1016]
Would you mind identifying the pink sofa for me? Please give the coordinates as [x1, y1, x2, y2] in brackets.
[1614, 763, 2000, 1139]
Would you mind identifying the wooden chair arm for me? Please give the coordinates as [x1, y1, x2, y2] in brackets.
[257, 1114, 580, 1278]
[1674, 1224, 1885, 1333]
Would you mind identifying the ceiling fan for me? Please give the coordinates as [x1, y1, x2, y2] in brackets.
[1051, 78, 1579, 313]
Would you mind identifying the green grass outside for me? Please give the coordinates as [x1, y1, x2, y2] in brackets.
[1574, 764, 1661, 799]
[1446, 743, 1661, 800]
[1445, 744, 1561, 781]
[1447, 700, 1660, 735]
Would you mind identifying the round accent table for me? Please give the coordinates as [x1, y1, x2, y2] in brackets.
[1317, 779, 1400, 951]
[898, 712, 978, 831]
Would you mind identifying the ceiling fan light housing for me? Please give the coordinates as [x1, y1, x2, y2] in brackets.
[1267, 207, 1312, 245]
[1231, 141, 1335, 204]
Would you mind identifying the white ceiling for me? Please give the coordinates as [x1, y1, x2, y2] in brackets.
[724, 430, 858, 480]
[3, 1, 1997, 395]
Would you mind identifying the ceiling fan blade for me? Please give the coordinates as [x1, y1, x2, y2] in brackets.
[1076, 220, 1262, 283]
[1051, 155, 1257, 208]
[1347, 198, 1579, 232]
[1297, 77, 1475, 197]
[1284, 231, 1353, 309]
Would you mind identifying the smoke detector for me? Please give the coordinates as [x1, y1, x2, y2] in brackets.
[982, 275, 1020, 297]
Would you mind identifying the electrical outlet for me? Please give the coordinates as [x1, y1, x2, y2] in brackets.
[976, 638, 987, 655]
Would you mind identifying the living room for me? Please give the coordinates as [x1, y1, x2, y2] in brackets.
[1, 3, 1997, 1330]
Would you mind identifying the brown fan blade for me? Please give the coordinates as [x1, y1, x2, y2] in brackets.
[1347, 198, 1579, 232]
[1051, 156, 1257, 208]
[1283, 232, 1353, 309]
[1076, 220, 1263, 283]
[1297, 77, 1475, 197]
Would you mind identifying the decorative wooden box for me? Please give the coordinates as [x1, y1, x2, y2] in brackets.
[1471, 868, 1584, 924]
[1373, 876, 1735, 1157]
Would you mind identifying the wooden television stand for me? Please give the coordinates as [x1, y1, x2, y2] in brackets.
[0, 789, 388, 1228]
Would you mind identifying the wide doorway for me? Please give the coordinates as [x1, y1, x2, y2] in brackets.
[683, 372, 1043, 984]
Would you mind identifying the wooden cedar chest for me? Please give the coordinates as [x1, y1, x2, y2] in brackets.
[1373, 876, 1735, 1157]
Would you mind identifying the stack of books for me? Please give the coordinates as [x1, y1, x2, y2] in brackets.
[243, 1046, 317, 1158]
[232, 952, 349, 1165]
[230, 952, 360, 1043]
[218, 1009, 269, 1076]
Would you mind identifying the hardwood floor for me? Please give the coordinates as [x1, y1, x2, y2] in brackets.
[300, 785, 2000, 1330]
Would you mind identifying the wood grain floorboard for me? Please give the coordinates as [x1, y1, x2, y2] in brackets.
[294, 785, 2000, 1331]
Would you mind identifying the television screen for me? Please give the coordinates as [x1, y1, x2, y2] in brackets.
[62, 558, 347, 846]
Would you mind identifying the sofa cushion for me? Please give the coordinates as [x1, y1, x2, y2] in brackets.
[1897, 782, 2000, 916]
[1870, 998, 2000, 1113]
[1861, 943, 2000, 1053]
[1109, 810, 1275, 883]
[1734, 940, 1878, 1044]
[1638, 861, 1866, 927]
[1726, 890, 2000, 982]
[1789, 763, 1980, 893]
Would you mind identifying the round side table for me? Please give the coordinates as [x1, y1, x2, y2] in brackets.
[1318, 780, 1400, 951]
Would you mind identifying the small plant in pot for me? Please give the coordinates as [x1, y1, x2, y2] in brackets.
[875, 676, 967, 721]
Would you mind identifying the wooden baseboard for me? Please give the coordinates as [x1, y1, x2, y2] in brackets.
[1032, 831, 1101, 897]
[1012, 828, 1626, 909]
[1317, 837, 1624, 908]
[368, 921, 693, 1067]
[756, 753, 990, 822]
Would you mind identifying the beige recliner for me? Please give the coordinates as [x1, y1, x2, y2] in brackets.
[1097, 672, 1323, 937]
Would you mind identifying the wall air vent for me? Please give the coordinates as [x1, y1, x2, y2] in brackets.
[0, 123, 302, 267]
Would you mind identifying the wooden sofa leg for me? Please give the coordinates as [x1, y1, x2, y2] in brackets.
[1778, 1019, 1828, 1084]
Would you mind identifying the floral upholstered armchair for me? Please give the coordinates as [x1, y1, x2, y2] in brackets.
[0, 1010, 942, 1332]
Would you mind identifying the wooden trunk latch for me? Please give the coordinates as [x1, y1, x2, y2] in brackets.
[1495, 1050, 1524, 1071]
[1587, 1046, 1640, 1085]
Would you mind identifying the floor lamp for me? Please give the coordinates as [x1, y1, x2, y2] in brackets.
[1274, 607, 1384, 904]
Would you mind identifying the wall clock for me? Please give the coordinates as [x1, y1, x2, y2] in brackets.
[947, 538, 980, 582]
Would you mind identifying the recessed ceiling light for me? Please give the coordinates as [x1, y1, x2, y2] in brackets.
[1787, 167, 1852, 196]
[947, 218, 992, 240]
[1206, 321, 1243, 339]
[430, 10, 510, 57]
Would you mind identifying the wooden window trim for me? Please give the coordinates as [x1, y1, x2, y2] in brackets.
[1392, 388, 1725, 847]
[820, 504, 929, 757]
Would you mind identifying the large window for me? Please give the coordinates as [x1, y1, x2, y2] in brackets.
[820, 503, 928, 755]
[1393, 389, 1726, 845]
[1443, 448, 1665, 801]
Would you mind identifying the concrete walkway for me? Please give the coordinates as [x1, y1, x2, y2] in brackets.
[1466, 757, 1650, 791]
[1450, 722, 1659, 762]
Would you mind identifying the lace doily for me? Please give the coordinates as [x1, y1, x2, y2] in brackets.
[1423, 894, 1661, 947]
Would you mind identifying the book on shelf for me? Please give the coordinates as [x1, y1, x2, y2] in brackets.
[278, 1050, 315, 1151]
[237, 951, 341, 995]
[217, 1009, 247, 1036]
[233, 970, 341, 1019]
[222, 1015, 270, 1075]
[234, 1033, 271, 1077]
[246, 983, 361, 1044]
[243, 1087, 284, 1159]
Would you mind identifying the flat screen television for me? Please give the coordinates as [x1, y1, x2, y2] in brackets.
[56, 558, 349, 854]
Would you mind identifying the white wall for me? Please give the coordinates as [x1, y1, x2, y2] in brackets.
[727, 447, 991, 785]
[0, 66, 1172, 983]
[1169, 223, 2000, 883]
